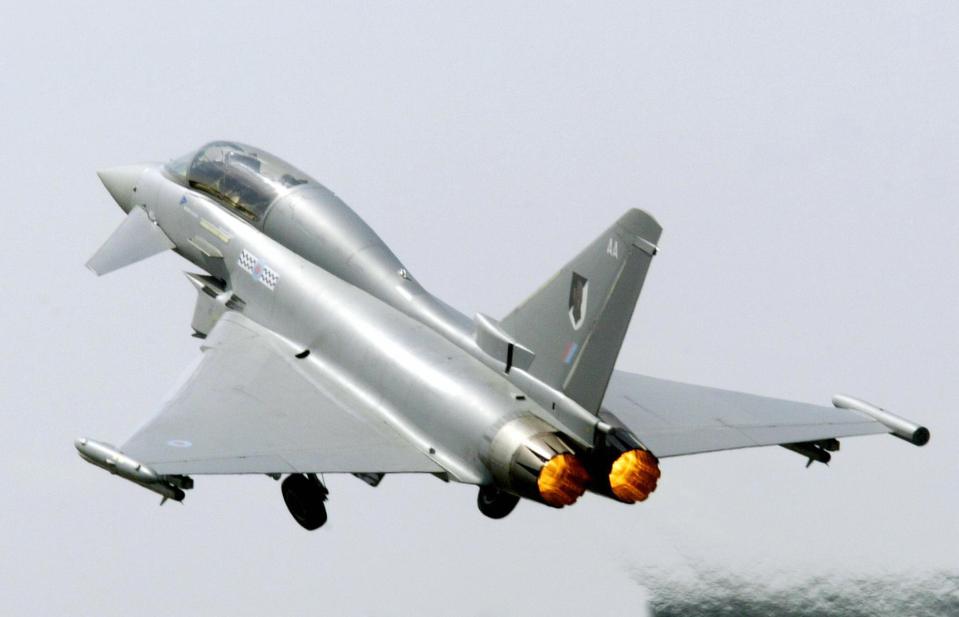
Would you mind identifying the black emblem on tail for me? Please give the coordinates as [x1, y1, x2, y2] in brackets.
[568, 272, 589, 330]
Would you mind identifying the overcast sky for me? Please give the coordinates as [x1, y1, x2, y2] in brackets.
[1, 2, 956, 615]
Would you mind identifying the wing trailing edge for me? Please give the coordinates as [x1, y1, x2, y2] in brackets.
[601, 370, 931, 459]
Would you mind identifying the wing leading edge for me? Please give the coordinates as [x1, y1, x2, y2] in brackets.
[119, 312, 442, 476]
[602, 370, 928, 458]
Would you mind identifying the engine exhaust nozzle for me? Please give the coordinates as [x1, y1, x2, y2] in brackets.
[538, 453, 590, 507]
[486, 416, 590, 508]
[609, 449, 661, 503]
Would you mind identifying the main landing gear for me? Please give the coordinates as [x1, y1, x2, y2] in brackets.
[282, 473, 328, 530]
[477, 485, 520, 519]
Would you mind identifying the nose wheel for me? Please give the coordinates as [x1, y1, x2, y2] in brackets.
[477, 485, 520, 519]
[281, 473, 328, 530]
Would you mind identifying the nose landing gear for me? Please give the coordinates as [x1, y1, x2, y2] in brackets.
[281, 473, 328, 530]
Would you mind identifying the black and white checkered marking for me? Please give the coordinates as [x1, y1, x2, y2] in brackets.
[238, 249, 279, 291]
[238, 249, 256, 273]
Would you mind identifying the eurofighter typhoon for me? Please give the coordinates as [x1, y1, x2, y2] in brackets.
[77, 141, 931, 529]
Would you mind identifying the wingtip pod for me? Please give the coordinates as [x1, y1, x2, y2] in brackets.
[75, 437, 190, 501]
[832, 395, 931, 446]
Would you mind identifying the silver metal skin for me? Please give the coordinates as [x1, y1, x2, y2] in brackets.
[166, 143, 603, 443]
[79, 141, 931, 522]
[259, 192, 601, 443]
[99, 161, 554, 486]
[96, 165, 148, 214]
[162, 143, 603, 445]
[85, 205, 175, 276]
[832, 394, 931, 446]
[74, 438, 187, 501]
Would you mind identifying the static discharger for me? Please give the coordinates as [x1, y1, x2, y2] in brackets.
[537, 453, 590, 507]
[609, 449, 661, 503]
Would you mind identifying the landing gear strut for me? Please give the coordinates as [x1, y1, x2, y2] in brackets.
[281, 473, 328, 530]
[477, 485, 520, 519]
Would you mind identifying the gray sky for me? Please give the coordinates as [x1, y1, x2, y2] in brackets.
[1, 2, 956, 615]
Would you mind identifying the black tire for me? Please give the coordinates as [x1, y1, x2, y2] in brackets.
[477, 485, 520, 519]
[281, 474, 328, 530]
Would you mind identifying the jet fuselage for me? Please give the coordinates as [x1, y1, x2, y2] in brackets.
[80, 141, 929, 529]
[99, 148, 599, 505]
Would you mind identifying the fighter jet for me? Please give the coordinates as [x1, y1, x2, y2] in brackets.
[77, 141, 930, 529]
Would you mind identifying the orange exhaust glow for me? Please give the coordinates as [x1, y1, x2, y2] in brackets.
[609, 449, 660, 503]
[537, 453, 590, 507]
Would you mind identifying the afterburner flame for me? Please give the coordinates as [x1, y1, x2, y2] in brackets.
[537, 453, 590, 507]
[609, 449, 661, 503]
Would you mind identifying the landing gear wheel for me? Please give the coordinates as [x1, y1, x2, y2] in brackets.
[281, 473, 328, 530]
[477, 485, 520, 519]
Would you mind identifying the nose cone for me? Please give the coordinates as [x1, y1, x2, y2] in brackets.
[97, 165, 147, 213]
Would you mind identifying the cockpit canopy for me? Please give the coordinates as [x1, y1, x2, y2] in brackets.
[166, 141, 311, 222]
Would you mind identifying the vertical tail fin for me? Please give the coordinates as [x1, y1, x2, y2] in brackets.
[500, 209, 661, 412]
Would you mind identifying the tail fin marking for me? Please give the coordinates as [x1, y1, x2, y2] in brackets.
[500, 209, 661, 412]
